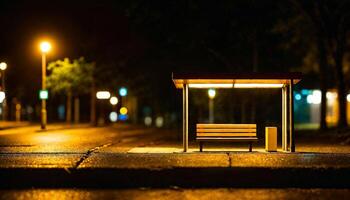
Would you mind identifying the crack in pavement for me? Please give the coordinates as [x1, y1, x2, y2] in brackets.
[72, 143, 112, 169]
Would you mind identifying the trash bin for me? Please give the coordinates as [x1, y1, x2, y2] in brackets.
[265, 127, 277, 152]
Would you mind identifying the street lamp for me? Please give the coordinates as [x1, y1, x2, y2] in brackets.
[0, 62, 7, 120]
[208, 89, 216, 123]
[40, 41, 51, 129]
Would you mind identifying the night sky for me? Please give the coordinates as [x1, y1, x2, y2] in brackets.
[0, 1, 317, 120]
[0, 1, 134, 102]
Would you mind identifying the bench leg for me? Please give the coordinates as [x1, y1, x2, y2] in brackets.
[249, 142, 252, 152]
[199, 142, 203, 152]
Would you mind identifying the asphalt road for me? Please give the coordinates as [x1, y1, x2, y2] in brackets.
[0, 123, 175, 168]
[0, 124, 168, 153]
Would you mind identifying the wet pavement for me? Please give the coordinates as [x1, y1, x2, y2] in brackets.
[1, 188, 350, 200]
[0, 124, 349, 170]
[0, 124, 349, 194]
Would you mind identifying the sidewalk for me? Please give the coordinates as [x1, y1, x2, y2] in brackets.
[0, 121, 30, 130]
[0, 122, 91, 135]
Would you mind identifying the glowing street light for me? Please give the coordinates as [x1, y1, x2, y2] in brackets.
[208, 89, 216, 123]
[109, 96, 118, 105]
[40, 42, 51, 53]
[39, 41, 51, 130]
[0, 62, 7, 120]
[0, 62, 7, 71]
[208, 89, 216, 99]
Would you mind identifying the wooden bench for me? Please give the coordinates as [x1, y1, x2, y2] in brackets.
[196, 124, 258, 152]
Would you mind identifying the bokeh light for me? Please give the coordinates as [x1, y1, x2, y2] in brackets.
[144, 116, 152, 126]
[120, 107, 128, 115]
[0, 62, 7, 70]
[109, 112, 118, 122]
[96, 91, 111, 99]
[119, 114, 128, 121]
[0, 91, 5, 103]
[109, 96, 118, 105]
[155, 116, 164, 128]
[119, 87, 128, 97]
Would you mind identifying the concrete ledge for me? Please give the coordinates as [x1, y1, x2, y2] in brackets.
[79, 152, 350, 169]
[0, 167, 349, 188]
[1, 152, 349, 188]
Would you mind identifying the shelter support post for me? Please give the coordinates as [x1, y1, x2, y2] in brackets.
[289, 80, 295, 152]
[183, 84, 189, 152]
[282, 85, 288, 151]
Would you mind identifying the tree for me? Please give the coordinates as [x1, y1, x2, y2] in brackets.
[71, 58, 95, 124]
[274, 1, 330, 130]
[47, 58, 74, 123]
[299, 0, 350, 128]
[276, 0, 350, 129]
[47, 57, 95, 124]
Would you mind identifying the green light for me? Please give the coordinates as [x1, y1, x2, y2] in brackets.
[39, 90, 48, 100]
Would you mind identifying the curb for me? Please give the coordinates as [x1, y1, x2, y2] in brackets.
[1, 166, 349, 188]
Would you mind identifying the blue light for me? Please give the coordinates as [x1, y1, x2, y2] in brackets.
[301, 89, 309, 95]
[295, 93, 302, 101]
[119, 114, 128, 121]
[119, 87, 128, 97]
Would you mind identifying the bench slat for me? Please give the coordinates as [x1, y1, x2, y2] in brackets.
[197, 133, 256, 137]
[197, 128, 256, 133]
[197, 137, 258, 141]
[197, 124, 256, 129]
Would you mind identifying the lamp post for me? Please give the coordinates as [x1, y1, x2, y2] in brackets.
[208, 89, 216, 123]
[40, 41, 51, 130]
[0, 62, 7, 121]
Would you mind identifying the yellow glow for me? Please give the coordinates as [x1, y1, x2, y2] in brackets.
[0, 62, 7, 71]
[96, 91, 111, 99]
[120, 107, 128, 115]
[40, 41, 52, 53]
[109, 96, 118, 105]
[188, 83, 233, 88]
[233, 83, 283, 88]
[188, 83, 283, 88]
[208, 89, 216, 99]
[36, 134, 68, 143]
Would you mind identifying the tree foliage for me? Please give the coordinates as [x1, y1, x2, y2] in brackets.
[47, 57, 94, 95]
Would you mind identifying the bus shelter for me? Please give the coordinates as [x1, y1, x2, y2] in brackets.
[172, 72, 302, 152]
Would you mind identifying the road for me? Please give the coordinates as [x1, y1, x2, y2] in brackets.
[0, 123, 176, 168]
